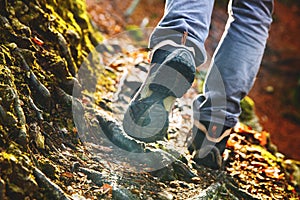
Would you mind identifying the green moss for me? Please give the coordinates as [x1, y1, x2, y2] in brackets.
[0, 45, 11, 65]
[38, 159, 58, 180]
[250, 144, 283, 166]
[126, 25, 144, 41]
[0, 144, 41, 199]
[240, 96, 262, 131]
[0, 0, 113, 197]
[240, 96, 255, 121]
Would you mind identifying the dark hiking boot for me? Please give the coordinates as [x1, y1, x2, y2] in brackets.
[188, 121, 232, 169]
[123, 44, 196, 143]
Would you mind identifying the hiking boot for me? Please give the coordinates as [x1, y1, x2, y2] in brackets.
[123, 44, 196, 143]
[188, 121, 232, 169]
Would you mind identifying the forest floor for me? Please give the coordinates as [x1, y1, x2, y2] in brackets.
[78, 35, 299, 199]
[1, 0, 299, 199]
[86, 0, 300, 161]
[81, 0, 300, 198]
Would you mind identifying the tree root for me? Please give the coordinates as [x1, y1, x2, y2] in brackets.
[28, 96, 43, 121]
[223, 177, 259, 200]
[95, 110, 197, 181]
[13, 91, 27, 145]
[55, 87, 73, 108]
[33, 167, 70, 200]
[13, 47, 51, 107]
[56, 32, 77, 77]
[0, 104, 8, 125]
[0, 177, 6, 200]
[77, 167, 109, 186]
[96, 112, 145, 153]
[77, 167, 139, 200]
[190, 171, 260, 200]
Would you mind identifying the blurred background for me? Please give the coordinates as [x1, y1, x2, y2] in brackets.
[86, 0, 300, 160]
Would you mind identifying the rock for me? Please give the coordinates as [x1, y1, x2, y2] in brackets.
[156, 190, 174, 200]
[169, 180, 180, 188]
[239, 96, 262, 131]
[265, 85, 274, 93]
[112, 187, 139, 200]
[0, 178, 7, 200]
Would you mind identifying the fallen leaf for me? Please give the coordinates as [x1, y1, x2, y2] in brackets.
[263, 167, 284, 179]
[254, 131, 269, 146]
[61, 171, 73, 178]
[251, 161, 269, 168]
[100, 183, 112, 195]
[31, 36, 44, 46]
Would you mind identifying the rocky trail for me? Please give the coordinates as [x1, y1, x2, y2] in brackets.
[0, 0, 299, 199]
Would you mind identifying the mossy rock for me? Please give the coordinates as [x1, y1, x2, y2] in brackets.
[0, 0, 114, 199]
[240, 96, 262, 131]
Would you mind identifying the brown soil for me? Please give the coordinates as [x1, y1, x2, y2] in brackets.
[87, 0, 300, 160]
[249, 2, 300, 160]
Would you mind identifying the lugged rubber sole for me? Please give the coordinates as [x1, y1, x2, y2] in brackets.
[123, 47, 196, 143]
[149, 48, 196, 98]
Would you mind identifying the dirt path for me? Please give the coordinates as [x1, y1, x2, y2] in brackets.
[249, 2, 300, 160]
[87, 0, 300, 161]
[90, 34, 299, 199]
[1, 1, 299, 199]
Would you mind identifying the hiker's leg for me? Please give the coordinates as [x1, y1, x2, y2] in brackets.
[190, 0, 274, 169]
[123, 0, 217, 142]
[149, 0, 215, 66]
[194, 0, 274, 128]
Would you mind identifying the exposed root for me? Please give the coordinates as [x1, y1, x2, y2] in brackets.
[13, 91, 27, 145]
[28, 96, 43, 121]
[13, 47, 51, 107]
[95, 110, 197, 181]
[56, 32, 77, 76]
[96, 112, 145, 153]
[55, 87, 73, 108]
[33, 167, 70, 200]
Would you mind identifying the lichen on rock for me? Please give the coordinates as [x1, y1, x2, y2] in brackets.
[0, 0, 108, 198]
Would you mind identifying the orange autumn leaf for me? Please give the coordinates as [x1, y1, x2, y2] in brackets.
[101, 183, 113, 194]
[31, 36, 44, 46]
[263, 167, 285, 179]
[254, 131, 269, 146]
[226, 137, 237, 148]
[61, 171, 73, 178]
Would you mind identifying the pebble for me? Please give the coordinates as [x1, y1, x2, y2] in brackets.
[131, 188, 140, 194]
[67, 185, 74, 193]
[156, 191, 174, 200]
[265, 86, 274, 93]
[190, 176, 201, 184]
[169, 180, 180, 188]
